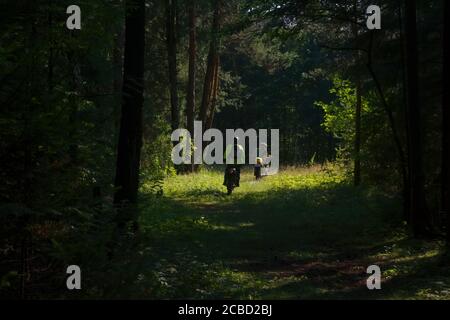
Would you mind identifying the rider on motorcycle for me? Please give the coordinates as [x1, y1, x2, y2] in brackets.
[223, 137, 245, 188]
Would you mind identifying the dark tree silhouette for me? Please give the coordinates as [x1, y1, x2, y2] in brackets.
[352, 0, 361, 187]
[114, 0, 146, 205]
[443, 0, 450, 242]
[404, 0, 430, 236]
[200, 0, 221, 128]
[166, 0, 180, 132]
[186, 0, 197, 172]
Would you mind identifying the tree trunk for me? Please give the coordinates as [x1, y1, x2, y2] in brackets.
[404, 0, 430, 237]
[352, 0, 361, 186]
[47, 0, 54, 96]
[113, 16, 125, 149]
[20, 4, 39, 298]
[196, 0, 221, 173]
[68, 45, 79, 164]
[166, 0, 180, 132]
[443, 0, 450, 242]
[398, 5, 411, 222]
[354, 82, 362, 186]
[206, 55, 220, 130]
[360, 27, 411, 221]
[114, 0, 145, 206]
[186, 0, 196, 172]
[200, 0, 221, 125]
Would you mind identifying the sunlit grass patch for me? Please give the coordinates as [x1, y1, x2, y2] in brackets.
[133, 166, 450, 300]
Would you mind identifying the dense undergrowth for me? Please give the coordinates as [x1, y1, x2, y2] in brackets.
[2, 166, 449, 299]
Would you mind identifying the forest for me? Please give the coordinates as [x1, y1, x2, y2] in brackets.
[0, 0, 449, 299]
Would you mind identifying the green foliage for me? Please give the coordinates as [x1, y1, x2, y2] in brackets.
[216, 31, 334, 164]
[316, 76, 402, 187]
[1, 0, 448, 299]
[140, 126, 176, 196]
[315, 76, 367, 162]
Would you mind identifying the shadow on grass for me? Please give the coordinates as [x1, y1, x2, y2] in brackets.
[110, 176, 449, 300]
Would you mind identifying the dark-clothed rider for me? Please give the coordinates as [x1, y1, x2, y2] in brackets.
[223, 137, 245, 187]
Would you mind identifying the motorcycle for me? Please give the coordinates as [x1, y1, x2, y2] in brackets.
[225, 167, 238, 195]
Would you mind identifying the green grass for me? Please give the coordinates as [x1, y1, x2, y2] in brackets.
[107, 166, 450, 300]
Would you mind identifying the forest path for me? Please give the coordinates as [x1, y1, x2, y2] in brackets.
[136, 167, 449, 299]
